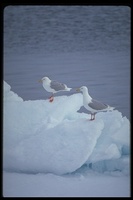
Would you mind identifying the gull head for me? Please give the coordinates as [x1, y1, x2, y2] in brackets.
[38, 76, 51, 83]
[76, 86, 88, 93]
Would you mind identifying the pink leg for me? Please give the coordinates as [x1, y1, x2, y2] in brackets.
[49, 94, 54, 102]
[89, 113, 95, 121]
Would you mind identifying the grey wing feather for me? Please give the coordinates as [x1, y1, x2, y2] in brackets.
[50, 80, 66, 91]
[89, 99, 108, 110]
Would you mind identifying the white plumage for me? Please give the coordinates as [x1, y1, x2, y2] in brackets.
[76, 86, 114, 120]
[39, 76, 72, 102]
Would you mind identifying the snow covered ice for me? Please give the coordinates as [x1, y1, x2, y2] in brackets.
[3, 81, 130, 176]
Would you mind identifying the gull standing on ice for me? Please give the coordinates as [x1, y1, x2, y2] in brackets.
[76, 86, 114, 120]
[39, 76, 72, 102]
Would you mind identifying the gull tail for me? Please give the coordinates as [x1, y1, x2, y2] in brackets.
[107, 106, 115, 111]
[64, 84, 72, 91]
[65, 87, 72, 91]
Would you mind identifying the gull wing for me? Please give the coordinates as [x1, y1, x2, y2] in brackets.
[50, 80, 66, 91]
[89, 99, 108, 110]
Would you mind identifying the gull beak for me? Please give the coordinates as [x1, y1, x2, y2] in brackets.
[38, 79, 42, 83]
[76, 88, 81, 92]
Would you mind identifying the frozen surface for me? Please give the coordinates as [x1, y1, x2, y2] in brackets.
[3, 81, 130, 196]
[3, 171, 130, 197]
[3, 81, 130, 174]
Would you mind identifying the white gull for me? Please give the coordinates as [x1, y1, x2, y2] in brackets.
[39, 76, 72, 102]
[76, 86, 114, 120]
